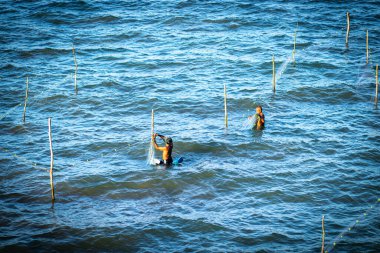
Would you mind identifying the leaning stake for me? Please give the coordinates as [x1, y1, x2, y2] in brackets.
[321, 215, 325, 253]
[72, 44, 78, 94]
[366, 30, 369, 64]
[272, 55, 276, 92]
[22, 76, 29, 123]
[375, 64, 379, 106]
[345, 12, 350, 46]
[48, 118, 55, 201]
[224, 84, 228, 128]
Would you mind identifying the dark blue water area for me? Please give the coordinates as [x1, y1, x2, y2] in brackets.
[0, 0, 379, 252]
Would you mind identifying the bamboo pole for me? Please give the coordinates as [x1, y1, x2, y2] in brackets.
[345, 12, 350, 46]
[375, 64, 379, 106]
[48, 118, 55, 201]
[72, 44, 78, 94]
[151, 109, 154, 137]
[272, 55, 276, 92]
[366, 30, 369, 64]
[22, 76, 29, 123]
[148, 109, 155, 165]
[321, 215, 325, 253]
[224, 84, 228, 128]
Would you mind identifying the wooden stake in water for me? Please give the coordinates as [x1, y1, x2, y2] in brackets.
[272, 55, 276, 92]
[72, 44, 78, 94]
[151, 109, 154, 138]
[22, 76, 29, 123]
[224, 84, 228, 128]
[375, 64, 379, 106]
[345, 12, 350, 46]
[48, 118, 55, 201]
[366, 30, 369, 64]
[321, 215, 325, 253]
[147, 109, 155, 165]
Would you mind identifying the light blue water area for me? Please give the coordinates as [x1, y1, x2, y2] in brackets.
[1, 1, 379, 252]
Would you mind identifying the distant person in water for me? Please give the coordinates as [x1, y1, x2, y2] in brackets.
[152, 133, 173, 165]
[248, 105, 265, 130]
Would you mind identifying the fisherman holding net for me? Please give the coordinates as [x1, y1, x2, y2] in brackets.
[152, 133, 173, 165]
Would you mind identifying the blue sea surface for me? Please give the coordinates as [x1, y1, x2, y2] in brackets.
[0, 1, 379, 252]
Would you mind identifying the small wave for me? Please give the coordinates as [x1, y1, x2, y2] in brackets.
[0, 64, 17, 70]
[259, 232, 294, 244]
[114, 31, 141, 40]
[203, 17, 239, 24]
[287, 86, 364, 104]
[19, 48, 70, 57]
[0, 63, 27, 73]
[237, 3, 254, 8]
[303, 61, 339, 70]
[46, 17, 73, 25]
[44, 94, 69, 102]
[176, 141, 229, 155]
[331, 194, 357, 204]
[297, 41, 314, 48]
[81, 15, 121, 24]
[44, 1, 92, 9]
[118, 61, 158, 70]
[176, 0, 195, 9]
[182, 169, 217, 182]
[163, 16, 187, 25]
[9, 125, 28, 134]
[94, 55, 123, 62]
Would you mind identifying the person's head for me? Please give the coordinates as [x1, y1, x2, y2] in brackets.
[256, 105, 263, 114]
[165, 137, 173, 147]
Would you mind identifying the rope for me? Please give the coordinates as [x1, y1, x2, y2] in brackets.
[325, 198, 380, 253]
[0, 147, 49, 172]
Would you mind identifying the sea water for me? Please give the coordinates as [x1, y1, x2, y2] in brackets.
[0, 1, 379, 252]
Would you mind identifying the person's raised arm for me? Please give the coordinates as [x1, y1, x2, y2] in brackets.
[152, 134, 165, 151]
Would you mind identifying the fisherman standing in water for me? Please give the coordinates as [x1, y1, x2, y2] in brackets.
[152, 133, 173, 165]
[248, 105, 265, 130]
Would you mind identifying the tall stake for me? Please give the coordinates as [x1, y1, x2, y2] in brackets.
[72, 44, 78, 94]
[345, 12, 350, 46]
[151, 109, 154, 138]
[375, 64, 379, 106]
[224, 84, 228, 128]
[23, 76, 29, 123]
[366, 30, 369, 64]
[321, 215, 325, 253]
[147, 109, 155, 165]
[272, 55, 276, 92]
[48, 118, 55, 201]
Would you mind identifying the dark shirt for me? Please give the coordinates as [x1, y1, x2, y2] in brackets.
[253, 113, 265, 129]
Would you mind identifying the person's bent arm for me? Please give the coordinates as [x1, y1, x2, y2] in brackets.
[152, 134, 166, 151]
[260, 114, 265, 124]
